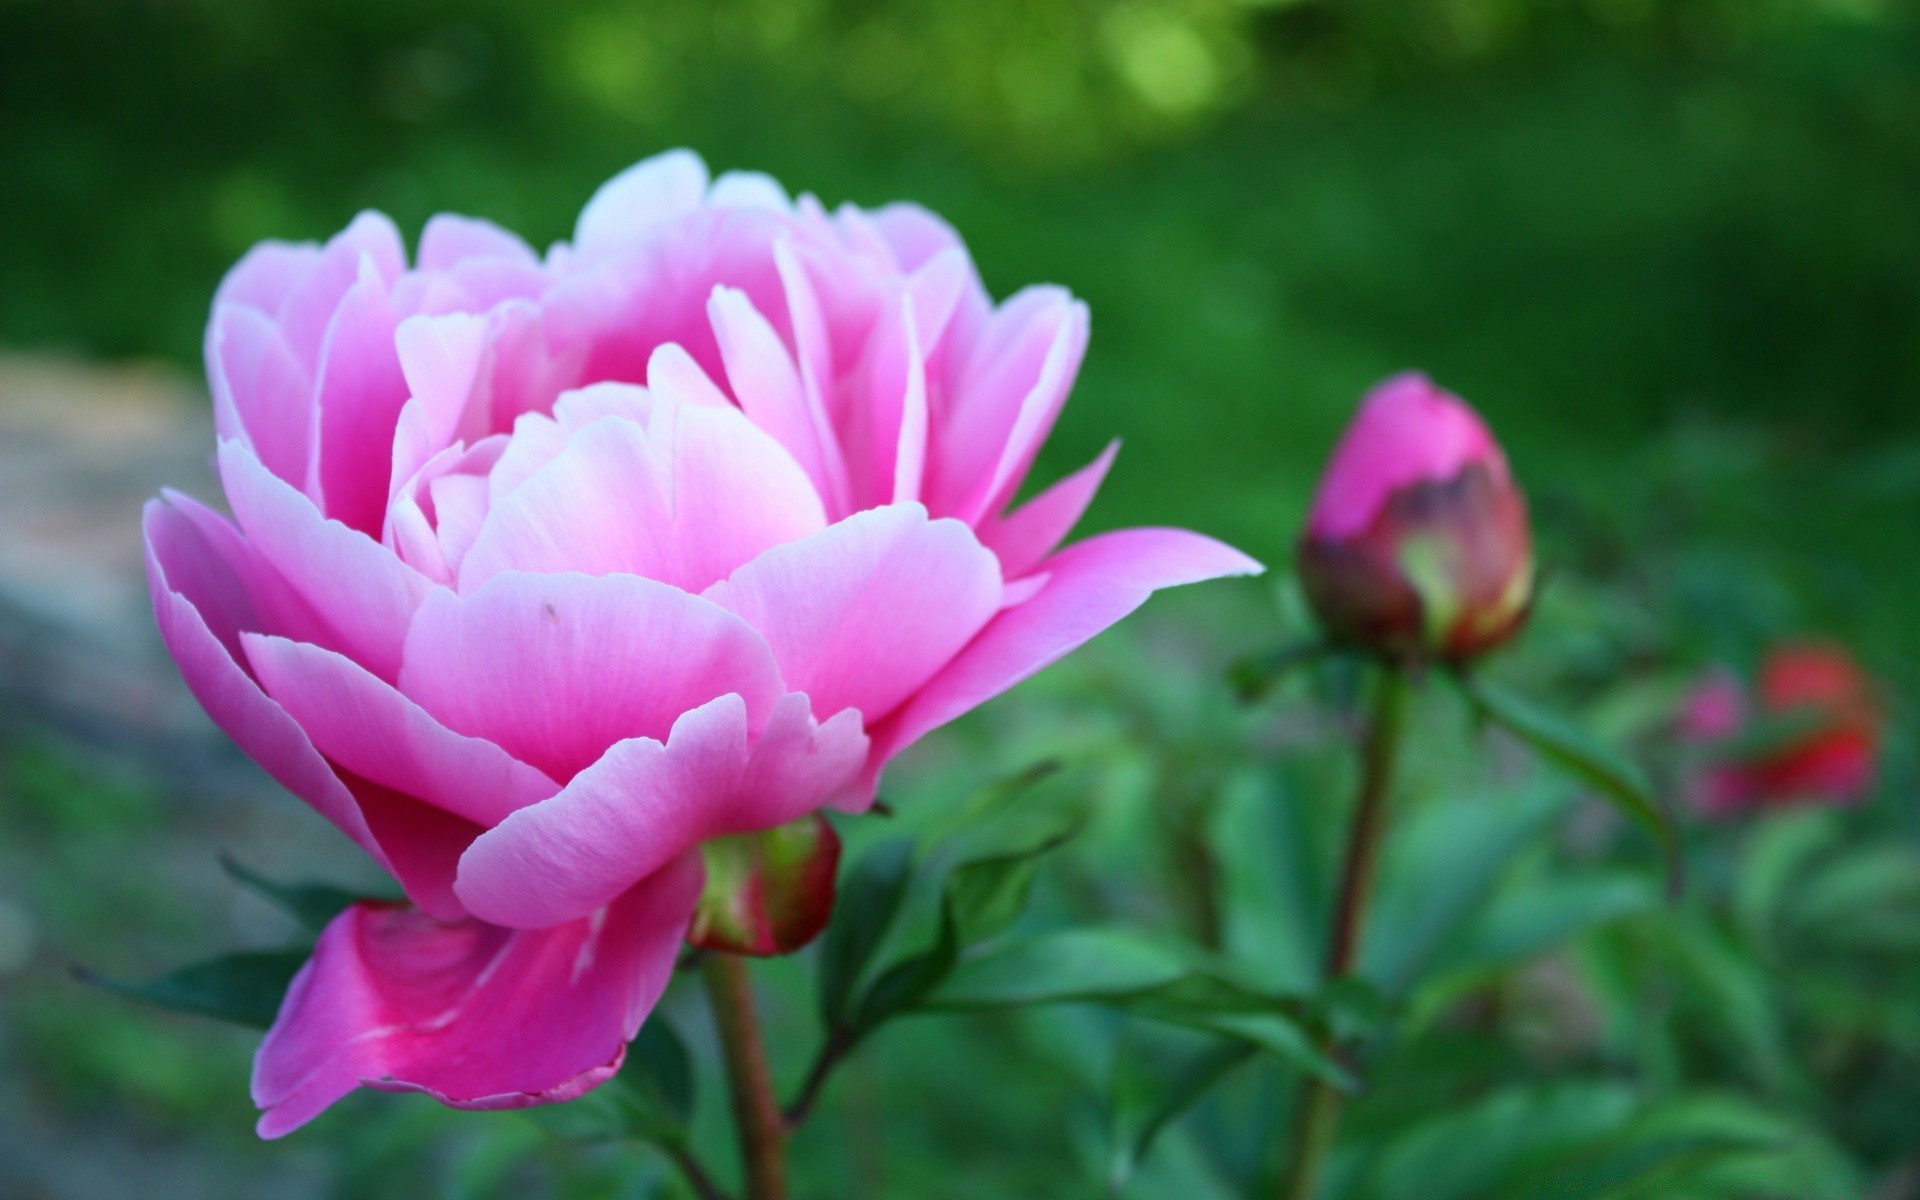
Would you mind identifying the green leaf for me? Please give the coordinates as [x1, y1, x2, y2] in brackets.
[1732, 810, 1841, 953]
[842, 763, 1080, 1037]
[1108, 1037, 1253, 1192]
[1364, 783, 1570, 997]
[77, 949, 308, 1029]
[220, 853, 373, 932]
[946, 816, 1081, 945]
[1228, 639, 1335, 703]
[849, 913, 959, 1033]
[933, 927, 1192, 1008]
[930, 929, 1352, 1087]
[817, 837, 916, 1027]
[1449, 672, 1677, 892]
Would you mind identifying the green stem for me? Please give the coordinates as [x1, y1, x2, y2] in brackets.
[703, 954, 789, 1200]
[1281, 667, 1408, 1200]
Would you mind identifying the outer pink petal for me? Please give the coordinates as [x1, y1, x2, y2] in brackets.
[244, 634, 560, 827]
[418, 213, 539, 271]
[457, 693, 865, 928]
[218, 439, 434, 682]
[252, 855, 702, 1138]
[928, 287, 1081, 520]
[313, 262, 410, 535]
[214, 241, 321, 314]
[143, 498, 474, 917]
[863, 528, 1264, 788]
[458, 402, 827, 595]
[206, 304, 313, 489]
[399, 571, 784, 782]
[978, 440, 1119, 580]
[572, 150, 711, 261]
[703, 504, 1003, 723]
[276, 211, 408, 370]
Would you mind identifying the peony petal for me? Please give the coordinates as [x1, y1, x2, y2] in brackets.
[927, 287, 1080, 519]
[144, 498, 474, 917]
[863, 528, 1264, 787]
[214, 241, 321, 314]
[645, 342, 735, 410]
[772, 239, 852, 515]
[573, 149, 711, 261]
[219, 440, 434, 682]
[252, 854, 701, 1137]
[708, 285, 838, 500]
[709, 170, 792, 212]
[206, 304, 314, 489]
[312, 262, 410, 535]
[276, 211, 408, 370]
[392, 312, 489, 485]
[978, 440, 1119, 580]
[704, 504, 1003, 723]
[399, 571, 784, 782]
[458, 400, 827, 594]
[970, 299, 1089, 523]
[418, 213, 539, 271]
[457, 693, 865, 929]
[244, 634, 560, 828]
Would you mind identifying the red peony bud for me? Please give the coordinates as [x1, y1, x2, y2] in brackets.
[688, 813, 843, 956]
[1685, 642, 1879, 818]
[1297, 373, 1533, 663]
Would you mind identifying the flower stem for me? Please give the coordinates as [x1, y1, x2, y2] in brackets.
[703, 953, 789, 1200]
[1281, 666, 1408, 1200]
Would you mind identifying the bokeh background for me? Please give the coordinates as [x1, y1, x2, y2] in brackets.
[3, 1, 1918, 1197]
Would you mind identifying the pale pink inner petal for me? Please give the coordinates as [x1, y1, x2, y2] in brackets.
[704, 503, 1004, 723]
[457, 397, 827, 594]
[398, 571, 785, 782]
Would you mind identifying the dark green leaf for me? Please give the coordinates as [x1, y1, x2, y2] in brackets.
[1108, 1038, 1253, 1192]
[220, 853, 373, 932]
[619, 1014, 694, 1129]
[1228, 639, 1334, 702]
[849, 912, 959, 1033]
[931, 929, 1352, 1087]
[77, 949, 308, 1029]
[817, 837, 915, 1027]
[946, 817, 1081, 945]
[1449, 672, 1677, 893]
[841, 763, 1080, 1037]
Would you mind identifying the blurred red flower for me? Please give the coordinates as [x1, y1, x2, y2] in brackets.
[1683, 642, 1879, 818]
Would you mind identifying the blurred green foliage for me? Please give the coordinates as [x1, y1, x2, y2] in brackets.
[5, 0, 1920, 1196]
[7, 0, 1919, 679]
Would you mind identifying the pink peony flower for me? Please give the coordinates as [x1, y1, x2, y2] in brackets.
[144, 150, 1261, 1136]
[1297, 373, 1532, 662]
[1686, 642, 1879, 818]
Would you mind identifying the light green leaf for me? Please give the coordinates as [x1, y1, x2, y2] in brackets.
[1449, 672, 1677, 891]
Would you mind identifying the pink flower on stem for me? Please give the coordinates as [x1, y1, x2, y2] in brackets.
[1686, 642, 1880, 818]
[145, 151, 1261, 1135]
[1298, 373, 1533, 663]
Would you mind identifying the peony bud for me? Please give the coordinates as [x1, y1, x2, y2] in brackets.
[1298, 373, 1533, 663]
[689, 813, 843, 956]
[1686, 642, 1879, 818]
